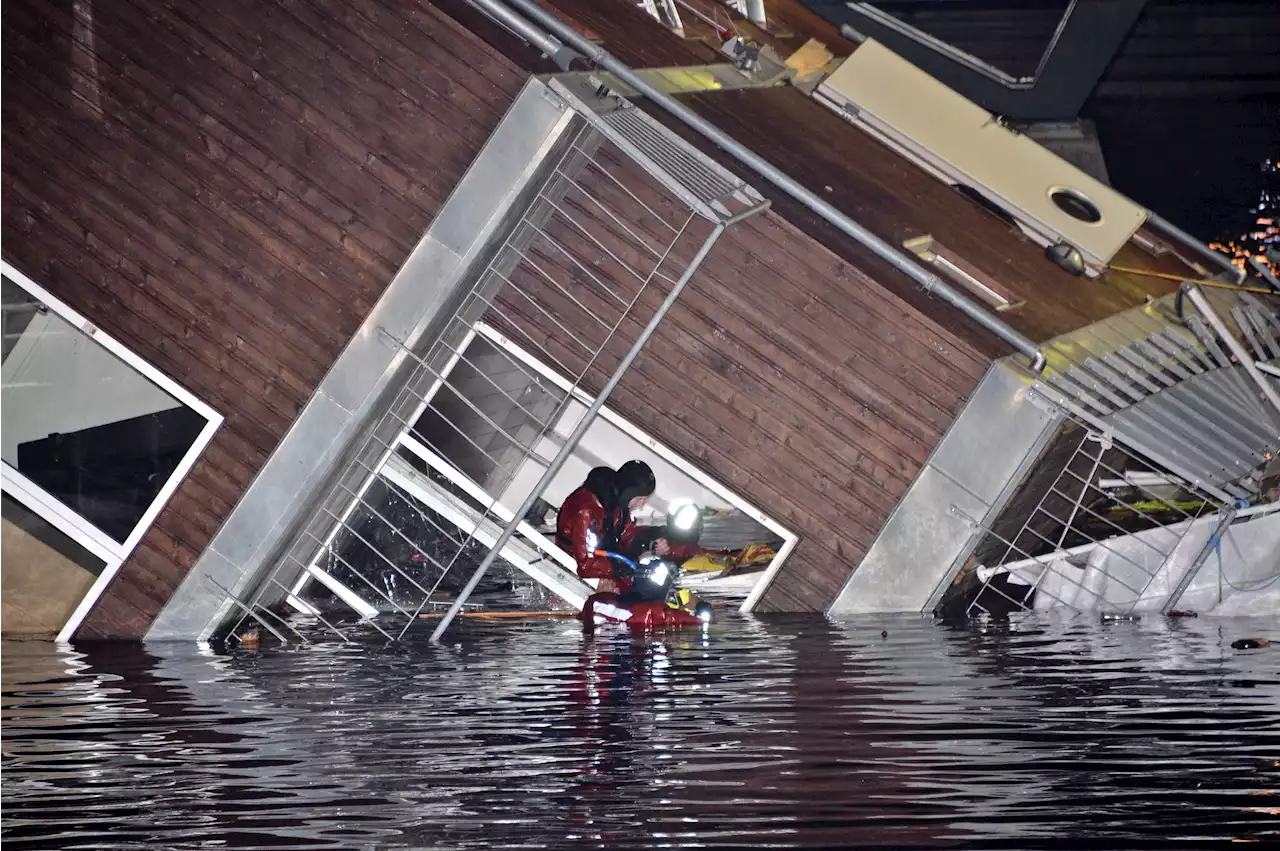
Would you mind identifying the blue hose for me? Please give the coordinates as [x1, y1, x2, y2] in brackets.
[598, 551, 637, 571]
[1212, 532, 1280, 593]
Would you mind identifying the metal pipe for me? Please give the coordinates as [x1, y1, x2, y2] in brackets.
[1162, 507, 1236, 614]
[1184, 284, 1280, 418]
[428, 223, 728, 642]
[1147, 211, 1245, 283]
[470, 0, 584, 71]
[1256, 361, 1280, 380]
[466, 0, 1046, 372]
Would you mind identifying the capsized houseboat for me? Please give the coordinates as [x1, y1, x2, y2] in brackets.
[3, 0, 1276, 643]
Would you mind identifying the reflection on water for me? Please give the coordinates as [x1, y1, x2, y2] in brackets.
[3, 615, 1279, 849]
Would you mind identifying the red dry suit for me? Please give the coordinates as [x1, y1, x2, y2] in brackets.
[556, 487, 703, 585]
[556, 485, 638, 583]
[580, 592, 705, 632]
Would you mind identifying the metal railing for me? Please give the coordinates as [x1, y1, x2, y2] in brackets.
[1031, 285, 1280, 502]
[219, 77, 767, 645]
[949, 420, 1223, 616]
[944, 284, 1280, 617]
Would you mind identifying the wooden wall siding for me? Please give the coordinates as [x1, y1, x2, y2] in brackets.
[1, 0, 526, 637]
[477, 0, 1185, 355]
[5, 0, 1152, 626]
[484, 144, 990, 611]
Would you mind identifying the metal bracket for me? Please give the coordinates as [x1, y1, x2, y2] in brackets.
[1023, 386, 1066, 418]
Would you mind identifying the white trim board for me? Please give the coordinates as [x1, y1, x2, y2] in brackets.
[1, 259, 223, 642]
[1, 463, 121, 565]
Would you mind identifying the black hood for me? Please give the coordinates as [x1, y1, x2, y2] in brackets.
[583, 466, 618, 511]
[615, 460, 656, 498]
[608, 460, 656, 544]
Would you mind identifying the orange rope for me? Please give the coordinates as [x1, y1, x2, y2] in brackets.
[1105, 264, 1275, 295]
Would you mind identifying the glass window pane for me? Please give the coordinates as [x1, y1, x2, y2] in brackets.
[1, 275, 207, 543]
[1, 492, 106, 637]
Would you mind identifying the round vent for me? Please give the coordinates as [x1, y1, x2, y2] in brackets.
[1049, 187, 1103, 224]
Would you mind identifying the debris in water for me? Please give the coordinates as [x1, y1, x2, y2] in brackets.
[1166, 610, 1199, 618]
[1101, 612, 1141, 622]
[1231, 638, 1271, 650]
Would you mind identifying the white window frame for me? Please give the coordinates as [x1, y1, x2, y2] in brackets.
[472, 322, 797, 613]
[1, 260, 223, 642]
[294, 319, 796, 614]
[2, 464, 121, 566]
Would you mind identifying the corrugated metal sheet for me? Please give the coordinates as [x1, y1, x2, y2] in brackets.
[1033, 291, 1280, 499]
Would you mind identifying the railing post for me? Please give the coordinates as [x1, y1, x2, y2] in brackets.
[1161, 508, 1237, 614]
[1184, 284, 1280, 418]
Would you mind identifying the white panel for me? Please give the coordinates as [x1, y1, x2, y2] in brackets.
[817, 41, 1148, 265]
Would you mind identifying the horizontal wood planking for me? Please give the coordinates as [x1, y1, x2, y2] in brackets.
[2, 0, 523, 637]
[485, 0, 1182, 350]
[481, 148, 989, 610]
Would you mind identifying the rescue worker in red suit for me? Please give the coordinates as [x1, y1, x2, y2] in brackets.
[556, 460, 698, 593]
[580, 553, 705, 631]
[557, 461, 706, 629]
[556, 465, 627, 592]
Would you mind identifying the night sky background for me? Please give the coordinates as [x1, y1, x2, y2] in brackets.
[803, 0, 1278, 245]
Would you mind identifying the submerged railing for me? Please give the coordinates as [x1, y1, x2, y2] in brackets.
[947, 284, 1280, 616]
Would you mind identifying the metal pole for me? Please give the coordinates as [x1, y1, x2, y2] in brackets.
[1184, 284, 1280, 418]
[1147, 211, 1245, 283]
[429, 223, 727, 642]
[466, 0, 1046, 373]
[1161, 507, 1236, 614]
[469, 0, 583, 71]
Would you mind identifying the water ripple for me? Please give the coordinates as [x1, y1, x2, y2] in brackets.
[3, 613, 1279, 849]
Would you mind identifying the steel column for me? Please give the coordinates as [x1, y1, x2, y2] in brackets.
[1162, 508, 1237, 614]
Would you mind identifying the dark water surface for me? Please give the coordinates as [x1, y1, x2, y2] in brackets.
[3, 614, 1279, 849]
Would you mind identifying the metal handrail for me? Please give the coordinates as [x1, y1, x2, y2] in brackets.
[466, 0, 1047, 372]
